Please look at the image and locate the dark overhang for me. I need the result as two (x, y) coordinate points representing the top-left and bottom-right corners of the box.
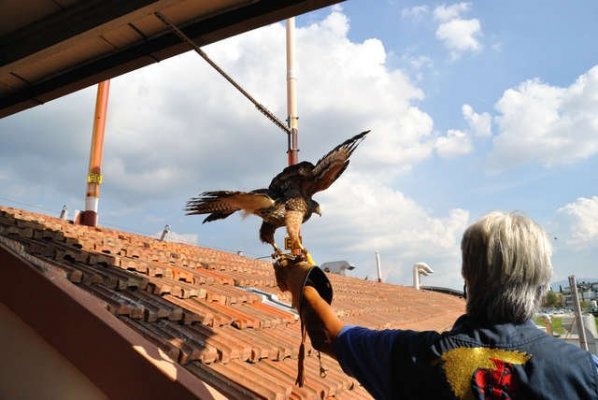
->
(0, 0), (342, 119)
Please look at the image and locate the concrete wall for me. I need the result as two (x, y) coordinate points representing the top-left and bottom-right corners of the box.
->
(0, 303), (108, 400)
(560, 313), (598, 355)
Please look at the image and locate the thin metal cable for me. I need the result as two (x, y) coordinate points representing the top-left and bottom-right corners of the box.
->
(154, 12), (291, 135)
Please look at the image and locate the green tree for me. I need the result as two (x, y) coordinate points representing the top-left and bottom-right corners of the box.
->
(543, 290), (564, 308)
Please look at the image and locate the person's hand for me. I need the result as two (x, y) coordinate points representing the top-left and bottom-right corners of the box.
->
(273, 255), (333, 310)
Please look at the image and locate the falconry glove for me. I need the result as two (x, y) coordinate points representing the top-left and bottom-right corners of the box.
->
(273, 255), (333, 387)
(273, 255), (333, 310)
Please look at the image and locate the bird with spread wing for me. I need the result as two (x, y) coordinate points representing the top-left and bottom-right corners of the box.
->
(185, 130), (370, 256)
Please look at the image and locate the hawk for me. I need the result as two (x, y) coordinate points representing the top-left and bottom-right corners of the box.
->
(185, 130), (370, 255)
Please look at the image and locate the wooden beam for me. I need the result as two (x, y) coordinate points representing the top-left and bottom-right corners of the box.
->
(0, 0), (160, 67)
(0, 0), (343, 118)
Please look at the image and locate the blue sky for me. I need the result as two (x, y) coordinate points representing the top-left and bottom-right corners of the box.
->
(1, 1), (597, 289)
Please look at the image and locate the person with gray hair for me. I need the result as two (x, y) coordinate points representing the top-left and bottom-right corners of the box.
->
(461, 211), (553, 324)
(274, 211), (598, 399)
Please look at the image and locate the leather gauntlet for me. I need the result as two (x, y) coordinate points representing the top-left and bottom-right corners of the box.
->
(273, 256), (333, 310)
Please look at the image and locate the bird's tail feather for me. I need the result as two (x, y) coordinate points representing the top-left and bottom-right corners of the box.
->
(185, 191), (240, 223)
(201, 211), (235, 223)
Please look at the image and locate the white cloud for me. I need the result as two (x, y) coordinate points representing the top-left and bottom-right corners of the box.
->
(433, 2), (471, 22)
(462, 104), (492, 137)
(432, 3), (482, 59)
(406, 55), (433, 71)
(401, 5), (429, 20)
(490, 65), (598, 169)
(435, 129), (473, 158)
(436, 18), (482, 58)
(296, 13), (434, 173)
(400, 54), (434, 82)
(307, 173), (470, 287)
(556, 197), (598, 249)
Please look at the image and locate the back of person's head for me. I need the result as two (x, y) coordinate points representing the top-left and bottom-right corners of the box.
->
(461, 211), (553, 324)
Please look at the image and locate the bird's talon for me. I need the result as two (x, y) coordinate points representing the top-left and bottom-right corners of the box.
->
(290, 249), (308, 262)
(271, 248), (283, 259)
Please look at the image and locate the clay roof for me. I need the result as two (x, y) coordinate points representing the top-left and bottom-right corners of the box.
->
(0, 205), (465, 399)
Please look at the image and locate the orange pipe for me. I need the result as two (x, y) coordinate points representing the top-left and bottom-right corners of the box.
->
(81, 80), (110, 226)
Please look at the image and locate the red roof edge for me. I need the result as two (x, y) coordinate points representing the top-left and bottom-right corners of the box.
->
(0, 238), (226, 400)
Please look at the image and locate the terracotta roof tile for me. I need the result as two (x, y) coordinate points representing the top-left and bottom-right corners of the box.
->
(187, 362), (264, 400)
(209, 360), (291, 400)
(0, 205), (466, 399)
(162, 295), (216, 325)
(124, 288), (183, 322)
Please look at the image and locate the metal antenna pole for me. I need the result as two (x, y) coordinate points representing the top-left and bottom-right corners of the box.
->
(569, 275), (589, 351)
(286, 17), (299, 166)
(155, 12), (290, 136)
(159, 224), (171, 241)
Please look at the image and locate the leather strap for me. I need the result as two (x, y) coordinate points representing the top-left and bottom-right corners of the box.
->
(296, 316), (307, 386)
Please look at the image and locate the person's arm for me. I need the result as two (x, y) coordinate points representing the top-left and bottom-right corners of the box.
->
(272, 257), (343, 355)
(273, 258), (439, 399)
(301, 285), (398, 399)
(301, 285), (344, 356)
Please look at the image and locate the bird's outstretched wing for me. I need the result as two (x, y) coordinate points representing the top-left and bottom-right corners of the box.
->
(307, 130), (370, 195)
(185, 190), (274, 223)
(268, 131), (370, 198)
(267, 161), (315, 198)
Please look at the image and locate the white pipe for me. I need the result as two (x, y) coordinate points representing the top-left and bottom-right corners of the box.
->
(85, 197), (99, 213)
(413, 262), (433, 290)
(375, 251), (382, 282)
(286, 17), (299, 165)
(159, 224), (170, 241)
(286, 17), (298, 132)
(59, 205), (68, 220)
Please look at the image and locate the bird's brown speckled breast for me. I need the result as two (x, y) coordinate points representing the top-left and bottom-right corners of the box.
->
(285, 197), (308, 213)
(257, 202), (286, 225)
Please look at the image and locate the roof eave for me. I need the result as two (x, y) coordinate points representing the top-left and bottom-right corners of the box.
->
(0, 238), (226, 400)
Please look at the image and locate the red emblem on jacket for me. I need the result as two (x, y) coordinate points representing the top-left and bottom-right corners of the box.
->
(471, 358), (521, 399)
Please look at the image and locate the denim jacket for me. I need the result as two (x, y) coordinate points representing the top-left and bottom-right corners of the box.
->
(334, 315), (598, 399)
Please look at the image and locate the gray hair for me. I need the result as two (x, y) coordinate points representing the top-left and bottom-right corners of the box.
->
(461, 211), (553, 324)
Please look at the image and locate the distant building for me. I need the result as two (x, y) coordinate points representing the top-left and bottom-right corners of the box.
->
(320, 260), (356, 276)
(561, 281), (598, 307)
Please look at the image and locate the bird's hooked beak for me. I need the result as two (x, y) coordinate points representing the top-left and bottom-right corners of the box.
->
(314, 205), (322, 216)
